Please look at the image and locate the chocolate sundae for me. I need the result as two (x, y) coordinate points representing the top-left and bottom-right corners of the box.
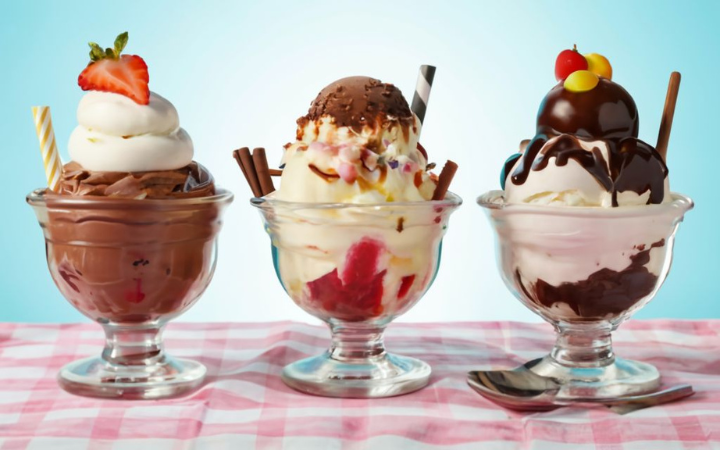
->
(30, 32), (228, 325)
(500, 47), (674, 321)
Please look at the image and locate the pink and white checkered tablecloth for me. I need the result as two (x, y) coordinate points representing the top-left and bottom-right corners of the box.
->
(0, 320), (719, 449)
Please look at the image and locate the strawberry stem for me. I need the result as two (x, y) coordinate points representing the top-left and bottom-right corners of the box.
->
(86, 32), (129, 62)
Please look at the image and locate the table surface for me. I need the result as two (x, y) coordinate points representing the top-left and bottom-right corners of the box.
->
(0, 320), (718, 449)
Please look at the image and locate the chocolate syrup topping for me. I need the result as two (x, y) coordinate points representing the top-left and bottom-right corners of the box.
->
(613, 139), (668, 205)
(297, 76), (413, 133)
(517, 239), (665, 320)
(510, 78), (668, 206)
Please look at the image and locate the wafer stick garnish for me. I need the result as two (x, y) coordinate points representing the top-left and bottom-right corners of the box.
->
(269, 169), (283, 177)
(656, 72), (681, 162)
(233, 147), (262, 197)
(432, 160), (458, 200)
(31, 106), (64, 192)
(252, 147), (275, 195)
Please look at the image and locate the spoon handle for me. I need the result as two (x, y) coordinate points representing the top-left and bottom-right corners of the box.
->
(561, 385), (695, 407)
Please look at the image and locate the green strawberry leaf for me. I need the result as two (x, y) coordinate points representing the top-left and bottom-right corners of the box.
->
(88, 42), (105, 61)
(114, 32), (128, 57)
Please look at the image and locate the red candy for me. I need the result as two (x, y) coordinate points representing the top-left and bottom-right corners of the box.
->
(554, 45), (588, 82)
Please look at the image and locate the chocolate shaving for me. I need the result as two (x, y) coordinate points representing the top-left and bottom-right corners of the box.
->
(104, 176), (144, 197)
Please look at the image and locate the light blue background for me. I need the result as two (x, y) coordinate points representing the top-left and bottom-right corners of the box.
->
(1, 1), (717, 323)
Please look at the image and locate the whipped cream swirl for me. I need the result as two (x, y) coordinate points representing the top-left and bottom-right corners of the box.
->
(68, 91), (193, 172)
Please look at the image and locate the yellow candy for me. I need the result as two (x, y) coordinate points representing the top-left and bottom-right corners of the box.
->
(585, 53), (613, 79)
(564, 70), (599, 93)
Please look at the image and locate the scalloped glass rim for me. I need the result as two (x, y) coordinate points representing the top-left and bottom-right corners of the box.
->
(26, 188), (234, 210)
(477, 190), (693, 219)
(250, 191), (463, 211)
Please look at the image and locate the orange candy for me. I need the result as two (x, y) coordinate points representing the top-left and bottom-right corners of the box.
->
(585, 53), (613, 79)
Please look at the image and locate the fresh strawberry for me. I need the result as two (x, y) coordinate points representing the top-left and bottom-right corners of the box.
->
(125, 278), (146, 304)
(306, 238), (388, 321)
(77, 32), (150, 105)
(397, 275), (415, 300)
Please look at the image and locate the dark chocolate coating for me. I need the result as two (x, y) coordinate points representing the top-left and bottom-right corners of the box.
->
(537, 78), (639, 140)
(509, 78), (668, 206)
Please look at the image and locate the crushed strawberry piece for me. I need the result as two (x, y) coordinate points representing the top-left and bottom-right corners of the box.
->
(306, 238), (387, 321)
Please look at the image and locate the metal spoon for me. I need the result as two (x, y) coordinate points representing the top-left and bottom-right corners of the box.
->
(468, 361), (694, 414)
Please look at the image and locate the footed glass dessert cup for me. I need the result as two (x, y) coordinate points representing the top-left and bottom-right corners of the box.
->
(478, 190), (693, 400)
(27, 188), (233, 399)
(253, 193), (461, 398)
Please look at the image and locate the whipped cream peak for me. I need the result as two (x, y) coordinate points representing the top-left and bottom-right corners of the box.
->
(69, 91), (193, 172)
(77, 91), (179, 136)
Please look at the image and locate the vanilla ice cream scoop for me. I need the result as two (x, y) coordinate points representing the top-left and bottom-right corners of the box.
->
(275, 76), (436, 203)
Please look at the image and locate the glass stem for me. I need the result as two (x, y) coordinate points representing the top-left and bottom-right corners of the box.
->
(551, 324), (615, 368)
(101, 323), (167, 367)
(328, 323), (387, 362)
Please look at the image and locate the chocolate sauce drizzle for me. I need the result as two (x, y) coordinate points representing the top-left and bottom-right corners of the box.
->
(510, 79), (668, 206)
(516, 239), (666, 319)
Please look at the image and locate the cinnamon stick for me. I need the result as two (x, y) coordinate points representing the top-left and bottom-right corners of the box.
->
(233, 148), (250, 185)
(236, 147), (262, 197)
(432, 160), (458, 201)
(252, 147), (275, 196)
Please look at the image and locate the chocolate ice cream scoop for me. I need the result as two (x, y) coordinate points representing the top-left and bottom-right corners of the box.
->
(537, 78), (639, 141)
(298, 76), (414, 133)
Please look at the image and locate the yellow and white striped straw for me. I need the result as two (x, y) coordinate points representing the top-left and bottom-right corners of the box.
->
(31, 106), (64, 191)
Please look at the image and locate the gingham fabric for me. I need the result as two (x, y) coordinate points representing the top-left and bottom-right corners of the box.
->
(0, 320), (719, 449)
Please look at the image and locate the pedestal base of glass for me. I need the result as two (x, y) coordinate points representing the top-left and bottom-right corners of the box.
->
(282, 352), (431, 398)
(527, 355), (660, 400)
(58, 356), (206, 400)
(57, 324), (206, 400)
